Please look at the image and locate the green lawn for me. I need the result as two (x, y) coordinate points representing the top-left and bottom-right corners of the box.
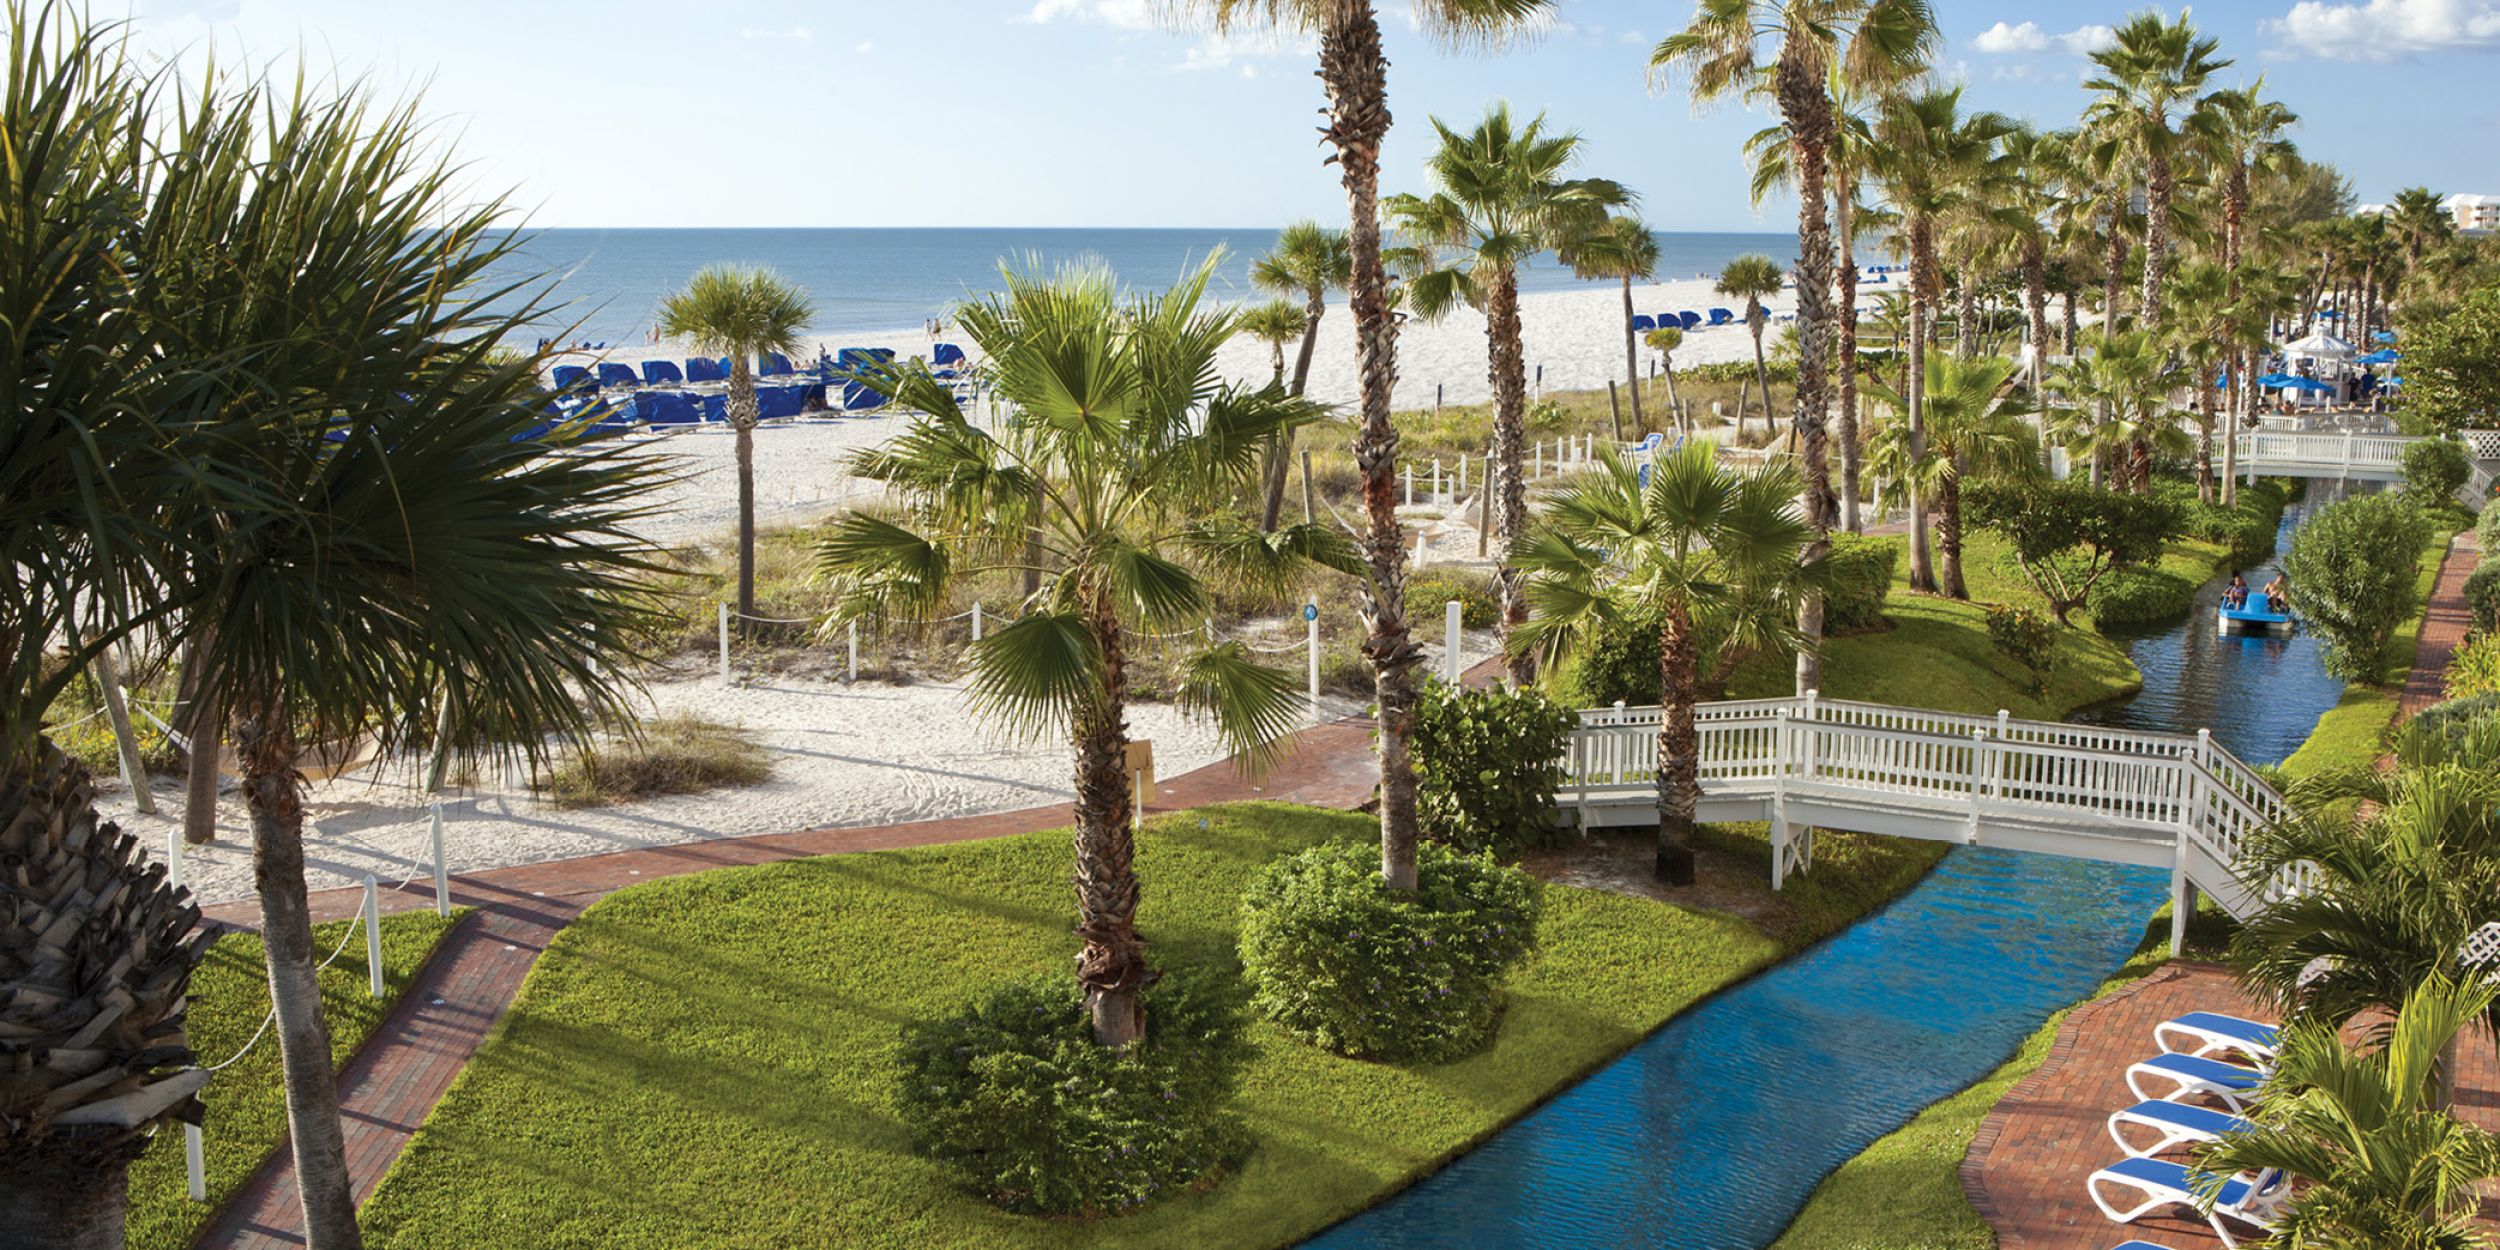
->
(356, 804), (1937, 1250)
(127, 909), (465, 1250)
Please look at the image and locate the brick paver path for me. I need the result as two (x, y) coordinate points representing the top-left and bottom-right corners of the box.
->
(2403, 532), (2483, 719)
(1965, 962), (2500, 1249)
(192, 712), (1388, 1248)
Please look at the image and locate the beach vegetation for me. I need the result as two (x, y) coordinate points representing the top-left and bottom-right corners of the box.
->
(1864, 351), (2044, 600)
(2400, 434), (2472, 503)
(541, 715), (771, 808)
(2283, 492), (2437, 682)
(1711, 253), (1786, 437)
(1248, 221), (1349, 527)
(1983, 604), (2057, 696)
(1410, 681), (1576, 857)
(2395, 287), (2500, 434)
(1964, 479), (2179, 625)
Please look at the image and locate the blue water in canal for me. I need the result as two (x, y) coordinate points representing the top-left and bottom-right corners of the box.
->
(1306, 492), (2347, 1250)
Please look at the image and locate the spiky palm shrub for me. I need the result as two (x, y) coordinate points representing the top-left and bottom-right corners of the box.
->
(658, 266), (815, 632)
(1559, 213), (1660, 433)
(819, 258), (1356, 1046)
(134, 66), (670, 1250)
(0, 10), (215, 1247)
(1713, 254), (1787, 437)
(1511, 443), (1812, 885)
(1865, 352), (2044, 600)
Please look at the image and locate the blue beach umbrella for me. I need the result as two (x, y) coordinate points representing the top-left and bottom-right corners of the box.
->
(2355, 348), (2398, 365)
(2373, 331), (2396, 344)
(2281, 377), (2332, 394)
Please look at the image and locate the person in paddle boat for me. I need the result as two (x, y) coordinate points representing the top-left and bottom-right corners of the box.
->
(2262, 574), (2288, 611)
(2223, 572), (2248, 611)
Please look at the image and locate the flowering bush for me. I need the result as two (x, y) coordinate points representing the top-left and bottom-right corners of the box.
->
(893, 975), (1250, 1215)
(1237, 840), (1539, 1063)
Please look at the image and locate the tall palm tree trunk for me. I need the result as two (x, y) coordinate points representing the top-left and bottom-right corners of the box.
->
(1263, 291), (1330, 529)
(1956, 279), (1979, 359)
(1288, 290), (1325, 398)
(2222, 344), (2243, 505)
(236, 708), (364, 1250)
(1906, 218), (1937, 592)
(1653, 603), (1700, 886)
(2062, 291), (2079, 356)
(2196, 379), (2217, 503)
(2222, 174), (2246, 507)
(1662, 353), (1684, 436)
(0, 1145), (137, 1250)
(1779, 53), (1836, 696)
(2023, 237), (2050, 394)
(2140, 146), (2172, 326)
(1486, 270), (1533, 685)
(1319, 4), (1422, 892)
(2103, 193), (2137, 490)
(1619, 275), (1645, 431)
(1072, 590), (1145, 1046)
(1937, 468), (1967, 599)
(729, 357), (759, 634)
(1747, 311), (1773, 436)
(1837, 190), (1864, 533)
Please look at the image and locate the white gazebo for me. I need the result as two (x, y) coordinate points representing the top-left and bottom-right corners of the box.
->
(2282, 330), (2355, 363)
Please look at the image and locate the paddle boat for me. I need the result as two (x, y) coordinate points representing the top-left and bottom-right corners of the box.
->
(2218, 590), (2294, 638)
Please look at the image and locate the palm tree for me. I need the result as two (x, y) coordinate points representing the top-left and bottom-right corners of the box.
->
(1388, 103), (1629, 683)
(136, 66), (674, 1250)
(1650, 0), (1937, 698)
(1869, 85), (2010, 591)
(1512, 444), (1810, 884)
(1166, 0), (1557, 893)
(1645, 324), (1688, 434)
(0, 12), (213, 1244)
(820, 260), (1351, 1045)
(1560, 213), (1661, 433)
(1865, 352), (2042, 600)
(1249, 221), (1352, 529)
(1997, 124), (2075, 395)
(2197, 974), (2500, 1245)
(1715, 253), (1786, 437)
(2205, 84), (2298, 504)
(2386, 185), (2454, 287)
(1240, 298), (1309, 386)
(2164, 261), (2234, 502)
(2085, 9), (2228, 330)
(658, 265), (814, 635)
(2045, 327), (2185, 493)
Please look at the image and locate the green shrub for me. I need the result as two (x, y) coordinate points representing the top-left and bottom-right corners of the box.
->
(1966, 479), (2181, 624)
(2153, 477), (2288, 567)
(2402, 437), (2473, 502)
(1407, 570), (1499, 631)
(2464, 564), (2500, 636)
(2447, 632), (2500, 700)
(2086, 565), (2199, 629)
(2397, 692), (2500, 768)
(1822, 533), (1899, 633)
(893, 975), (1251, 1215)
(1412, 682), (1575, 857)
(543, 714), (771, 807)
(1237, 840), (1540, 1063)
(1985, 603), (2058, 694)
(2476, 503), (2500, 554)
(1548, 611), (1660, 710)
(2283, 492), (2436, 682)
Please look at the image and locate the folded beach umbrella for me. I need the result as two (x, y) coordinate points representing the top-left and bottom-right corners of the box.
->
(1676, 311), (1702, 331)
(1630, 314), (1655, 333)
(597, 362), (639, 389)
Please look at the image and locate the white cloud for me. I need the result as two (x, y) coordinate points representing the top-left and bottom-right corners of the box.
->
(1174, 27), (1314, 72)
(854, 41), (874, 55)
(2266, 0), (2500, 60)
(1027, 0), (1155, 28)
(737, 25), (814, 42)
(2058, 23), (2118, 54)
(1973, 20), (2051, 53)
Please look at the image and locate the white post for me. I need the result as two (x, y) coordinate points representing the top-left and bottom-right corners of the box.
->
(1458, 455), (1468, 494)
(1996, 709), (2011, 739)
(362, 874), (384, 999)
(1968, 729), (1989, 841)
(717, 602), (731, 687)
(165, 829), (183, 893)
(971, 601), (984, 643)
(1433, 458), (1444, 502)
(1414, 528), (1428, 567)
(1535, 441), (1543, 479)
(847, 621), (859, 681)
(1305, 601), (1320, 725)
(184, 1123), (206, 1201)
(429, 802), (450, 917)
(2196, 727), (2214, 773)
(1444, 600), (1462, 685)
(1404, 464), (1413, 506)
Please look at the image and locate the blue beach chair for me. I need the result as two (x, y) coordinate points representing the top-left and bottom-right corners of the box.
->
(643, 391), (701, 427)
(2155, 1012), (2278, 1063)
(597, 363), (639, 390)
(932, 342), (967, 367)
(1707, 307), (1736, 327)
(551, 364), (595, 394)
(684, 357), (723, 384)
(1629, 314), (1656, 333)
(2106, 1099), (2252, 1158)
(2125, 1052), (2266, 1112)
(642, 360), (685, 386)
(2089, 1159), (2287, 1248)
(700, 393), (728, 424)
(759, 352), (796, 378)
(1676, 310), (1702, 331)
(840, 380), (889, 415)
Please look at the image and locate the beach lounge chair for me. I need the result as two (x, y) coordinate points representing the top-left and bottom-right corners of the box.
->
(840, 380), (889, 415)
(2107, 1099), (2253, 1158)
(932, 342), (967, 367)
(639, 391), (701, 428)
(759, 351), (796, 378)
(1630, 314), (1656, 333)
(2108, 1243), (2180, 1250)
(683, 356), (723, 384)
(755, 384), (806, 420)
(1676, 311), (1702, 331)
(2126, 1052), (2267, 1111)
(2156, 1012), (2279, 1063)
(551, 364), (595, 393)
(700, 393), (728, 423)
(642, 360), (685, 386)
(2087, 1158), (2288, 1248)
(1706, 308), (1736, 326)
(597, 363), (639, 390)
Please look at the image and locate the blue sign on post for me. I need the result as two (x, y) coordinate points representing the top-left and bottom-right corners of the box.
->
(1303, 603), (1319, 622)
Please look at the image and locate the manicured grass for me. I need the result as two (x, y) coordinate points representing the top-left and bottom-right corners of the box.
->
(126, 909), (466, 1250)
(1732, 591), (2141, 721)
(356, 803), (1934, 1250)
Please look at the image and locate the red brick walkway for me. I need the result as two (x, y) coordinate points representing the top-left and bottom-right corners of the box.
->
(2403, 533), (2483, 719)
(191, 714), (1387, 1248)
(1966, 966), (2500, 1250)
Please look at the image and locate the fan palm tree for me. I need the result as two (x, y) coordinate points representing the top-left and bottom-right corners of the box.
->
(1651, 0), (1936, 697)
(2164, 261), (2269, 504)
(1164, 0), (1557, 894)
(0, 12), (215, 1245)
(1240, 298), (1309, 387)
(1997, 124), (2075, 395)
(2196, 974), (2500, 1246)
(2205, 84), (2299, 503)
(1645, 324), (1688, 434)
(658, 265), (814, 635)
(1388, 103), (1630, 683)
(2045, 326), (2185, 493)
(1249, 221), (1352, 528)
(1865, 352), (2042, 600)
(1869, 85), (2011, 591)
(1560, 213), (1660, 433)
(2386, 185), (2453, 290)
(1511, 444), (1810, 885)
(818, 259), (1354, 1045)
(1715, 253), (1786, 437)
(2085, 9), (2228, 330)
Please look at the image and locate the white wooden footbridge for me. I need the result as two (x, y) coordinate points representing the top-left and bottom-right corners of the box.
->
(1557, 695), (2312, 954)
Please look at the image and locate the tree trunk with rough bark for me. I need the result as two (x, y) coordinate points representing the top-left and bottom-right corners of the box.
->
(2222, 168), (2246, 508)
(1486, 270), (1534, 685)
(183, 686), (221, 845)
(1653, 602), (1700, 886)
(1620, 276), (1645, 431)
(2062, 291), (2078, 356)
(2024, 237), (2050, 394)
(1264, 289), (1330, 529)
(730, 357), (759, 634)
(2140, 142), (2172, 328)
(1836, 188), (1863, 533)
(1071, 588), (1146, 1046)
(238, 705), (365, 1250)
(1777, 49), (1835, 696)
(0, 1148), (140, 1250)
(2196, 381), (2216, 503)
(1937, 466), (1968, 600)
(1319, 7), (1422, 892)
(1907, 216), (1937, 592)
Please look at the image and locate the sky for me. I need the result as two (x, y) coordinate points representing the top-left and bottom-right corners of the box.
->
(111, 0), (2500, 232)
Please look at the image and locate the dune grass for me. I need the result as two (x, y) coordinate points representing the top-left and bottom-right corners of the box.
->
(125, 909), (465, 1250)
(354, 803), (1932, 1250)
(542, 714), (771, 808)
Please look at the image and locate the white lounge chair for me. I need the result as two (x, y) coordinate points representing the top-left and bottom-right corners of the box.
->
(2126, 1052), (2267, 1112)
(2088, 1157), (2289, 1248)
(2107, 1098), (2253, 1157)
(2155, 1011), (2279, 1063)
(2109, 1242), (2180, 1250)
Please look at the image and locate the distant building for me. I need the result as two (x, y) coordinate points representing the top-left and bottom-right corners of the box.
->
(2441, 193), (2500, 234)
(2357, 203), (2392, 218)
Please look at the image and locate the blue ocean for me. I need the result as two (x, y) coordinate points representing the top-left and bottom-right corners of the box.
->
(479, 227), (1806, 345)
